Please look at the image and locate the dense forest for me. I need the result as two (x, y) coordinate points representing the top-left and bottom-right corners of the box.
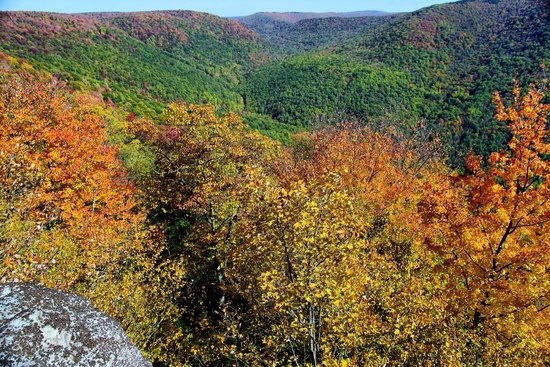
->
(240, 0), (550, 161)
(1, 0), (550, 366)
(0, 10), (279, 116)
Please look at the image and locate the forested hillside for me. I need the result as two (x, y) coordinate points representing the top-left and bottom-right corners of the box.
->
(242, 0), (550, 161)
(0, 10), (280, 116)
(2, 1), (550, 366)
(234, 12), (395, 51)
(2, 0), (548, 160)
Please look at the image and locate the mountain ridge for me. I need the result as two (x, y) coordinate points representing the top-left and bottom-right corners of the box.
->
(1, 0), (548, 161)
(231, 10), (394, 23)
(0, 9), (281, 116)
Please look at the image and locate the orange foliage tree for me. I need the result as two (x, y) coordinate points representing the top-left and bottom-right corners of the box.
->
(0, 68), (136, 288)
(420, 83), (550, 364)
(0, 64), (186, 364)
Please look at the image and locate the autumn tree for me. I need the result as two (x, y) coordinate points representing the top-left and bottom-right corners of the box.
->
(218, 124), (456, 366)
(0, 62), (185, 365)
(135, 102), (281, 365)
(0, 68), (136, 288)
(420, 83), (550, 364)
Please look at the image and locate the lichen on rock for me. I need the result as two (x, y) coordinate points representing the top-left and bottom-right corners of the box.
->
(0, 283), (152, 367)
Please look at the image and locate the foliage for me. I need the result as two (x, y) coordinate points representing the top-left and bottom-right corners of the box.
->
(420, 82), (550, 364)
(221, 124), (453, 366)
(0, 62), (185, 364)
(0, 10), (280, 117)
(0, 67), (134, 288)
(132, 102), (282, 365)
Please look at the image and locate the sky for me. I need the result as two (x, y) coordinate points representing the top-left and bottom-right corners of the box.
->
(0, 0), (459, 17)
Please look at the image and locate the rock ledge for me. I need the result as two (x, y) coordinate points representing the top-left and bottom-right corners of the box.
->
(0, 282), (152, 367)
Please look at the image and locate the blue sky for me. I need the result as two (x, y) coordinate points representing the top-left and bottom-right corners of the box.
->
(0, 0), (458, 17)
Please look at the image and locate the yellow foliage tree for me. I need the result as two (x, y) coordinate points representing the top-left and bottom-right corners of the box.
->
(222, 125), (454, 366)
(137, 102), (282, 365)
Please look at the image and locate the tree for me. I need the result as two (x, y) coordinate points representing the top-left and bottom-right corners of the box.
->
(136, 102), (281, 365)
(0, 63), (185, 365)
(0, 68), (136, 289)
(420, 83), (550, 364)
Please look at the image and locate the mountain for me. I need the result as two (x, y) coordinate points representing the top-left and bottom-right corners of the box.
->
(234, 11), (396, 52)
(241, 0), (550, 160)
(0, 10), (281, 117)
(233, 10), (393, 23)
(1, 0), (548, 161)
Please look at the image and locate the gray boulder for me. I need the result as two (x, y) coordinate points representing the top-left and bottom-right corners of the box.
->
(0, 282), (152, 367)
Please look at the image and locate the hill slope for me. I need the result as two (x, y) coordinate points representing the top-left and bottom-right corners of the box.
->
(235, 11), (396, 51)
(241, 0), (550, 160)
(0, 10), (280, 116)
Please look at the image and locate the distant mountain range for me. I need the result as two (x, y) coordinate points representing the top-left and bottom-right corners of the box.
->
(233, 11), (397, 51)
(231, 10), (394, 23)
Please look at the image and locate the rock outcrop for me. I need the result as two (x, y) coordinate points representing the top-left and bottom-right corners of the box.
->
(0, 282), (152, 367)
